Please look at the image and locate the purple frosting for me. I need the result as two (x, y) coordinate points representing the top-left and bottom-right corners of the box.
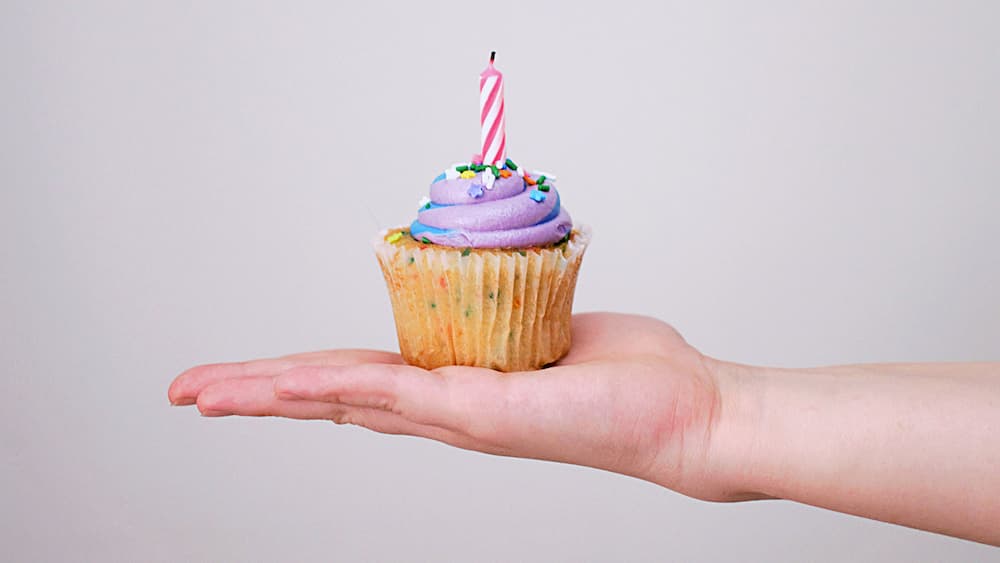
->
(410, 164), (573, 248)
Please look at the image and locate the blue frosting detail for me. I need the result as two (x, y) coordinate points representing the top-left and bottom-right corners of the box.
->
(538, 193), (561, 223)
(410, 220), (453, 237)
(432, 172), (446, 183)
(417, 201), (455, 212)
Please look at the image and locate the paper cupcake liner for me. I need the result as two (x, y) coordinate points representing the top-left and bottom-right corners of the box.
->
(373, 226), (591, 372)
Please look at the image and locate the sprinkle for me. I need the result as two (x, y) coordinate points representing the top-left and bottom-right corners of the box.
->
(460, 170), (476, 179)
(422, 236), (431, 244)
(505, 158), (518, 170)
(461, 247), (471, 256)
(467, 183), (484, 198)
(490, 165), (499, 177)
(481, 167), (496, 190)
(536, 175), (546, 185)
(385, 231), (403, 243)
(529, 189), (546, 203)
(555, 233), (570, 245)
(517, 250), (527, 257)
(430, 302), (436, 309)
(417, 196), (431, 209)
(538, 184), (550, 192)
(464, 307), (472, 318)
(525, 176), (537, 186)
(472, 164), (486, 172)
(408, 256), (415, 264)
(488, 291), (494, 300)
(456, 165), (469, 172)
(499, 169), (512, 178)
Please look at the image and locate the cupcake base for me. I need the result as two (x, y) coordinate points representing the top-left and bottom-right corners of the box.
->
(373, 226), (591, 372)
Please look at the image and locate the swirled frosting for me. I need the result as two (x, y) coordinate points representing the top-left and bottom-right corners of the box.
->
(409, 161), (572, 248)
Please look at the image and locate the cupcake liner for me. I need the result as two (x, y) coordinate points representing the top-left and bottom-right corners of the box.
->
(373, 226), (591, 372)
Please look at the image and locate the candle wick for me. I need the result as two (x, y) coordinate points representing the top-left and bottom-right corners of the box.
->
(490, 51), (496, 63)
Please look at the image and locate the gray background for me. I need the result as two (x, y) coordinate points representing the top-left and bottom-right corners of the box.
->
(2, 0), (999, 561)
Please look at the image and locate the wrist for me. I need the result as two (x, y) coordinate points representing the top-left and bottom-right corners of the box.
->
(699, 357), (774, 501)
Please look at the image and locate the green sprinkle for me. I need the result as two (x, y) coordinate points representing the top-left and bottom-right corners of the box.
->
(430, 302), (436, 309)
(423, 203), (431, 209)
(421, 237), (431, 244)
(464, 307), (472, 318)
(518, 250), (527, 257)
(537, 175), (546, 184)
(472, 164), (486, 172)
(408, 256), (415, 264)
(490, 165), (498, 177)
(538, 184), (550, 192)
(456, 165), (469, 172)
(556, 233), (570, 245)
(461, 247), (471, 257)
(488, 291), (494, 300)
(505, 158), (517, 170)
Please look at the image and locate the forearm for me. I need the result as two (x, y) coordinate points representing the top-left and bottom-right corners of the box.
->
(711, 360), (1000, 545)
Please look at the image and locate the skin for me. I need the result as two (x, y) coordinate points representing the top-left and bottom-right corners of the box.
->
(168, 312), (1000, 545)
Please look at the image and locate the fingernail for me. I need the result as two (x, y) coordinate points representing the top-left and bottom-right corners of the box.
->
(200, 409), (231, 417)
(171, 398), (195, 406)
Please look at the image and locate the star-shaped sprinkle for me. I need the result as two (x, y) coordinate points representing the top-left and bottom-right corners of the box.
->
(468, 184), (485, 198)
(529, 189), (546, 203)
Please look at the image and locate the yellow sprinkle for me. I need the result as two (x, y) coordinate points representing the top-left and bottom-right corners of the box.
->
(460, 170), (476, 179)
(385, 231), (403, 244)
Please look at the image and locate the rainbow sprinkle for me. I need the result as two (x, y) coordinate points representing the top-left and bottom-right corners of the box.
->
(385, 231), (403, 244)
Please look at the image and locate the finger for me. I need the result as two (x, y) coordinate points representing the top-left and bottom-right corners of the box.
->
(168, 349), (403, 406)
(333, 406), (462, 442)
(273, 363), (509, 434)
(196, 376), (344, 419)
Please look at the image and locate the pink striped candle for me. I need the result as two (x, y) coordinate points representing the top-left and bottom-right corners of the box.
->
(479, 51), (506, 167)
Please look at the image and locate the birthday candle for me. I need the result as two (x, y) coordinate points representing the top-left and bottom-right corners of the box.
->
(479, 51), (506, 168)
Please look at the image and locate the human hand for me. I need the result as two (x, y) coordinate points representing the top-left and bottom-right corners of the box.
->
(168, 312), (751, 501)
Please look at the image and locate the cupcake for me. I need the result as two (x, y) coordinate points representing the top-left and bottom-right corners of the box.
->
(372, 54), (590, 372)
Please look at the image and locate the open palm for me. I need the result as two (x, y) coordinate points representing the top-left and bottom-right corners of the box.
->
(168, 313), (735, 500)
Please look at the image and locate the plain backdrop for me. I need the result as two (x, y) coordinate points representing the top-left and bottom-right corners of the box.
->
(2, 1), (999, 561)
